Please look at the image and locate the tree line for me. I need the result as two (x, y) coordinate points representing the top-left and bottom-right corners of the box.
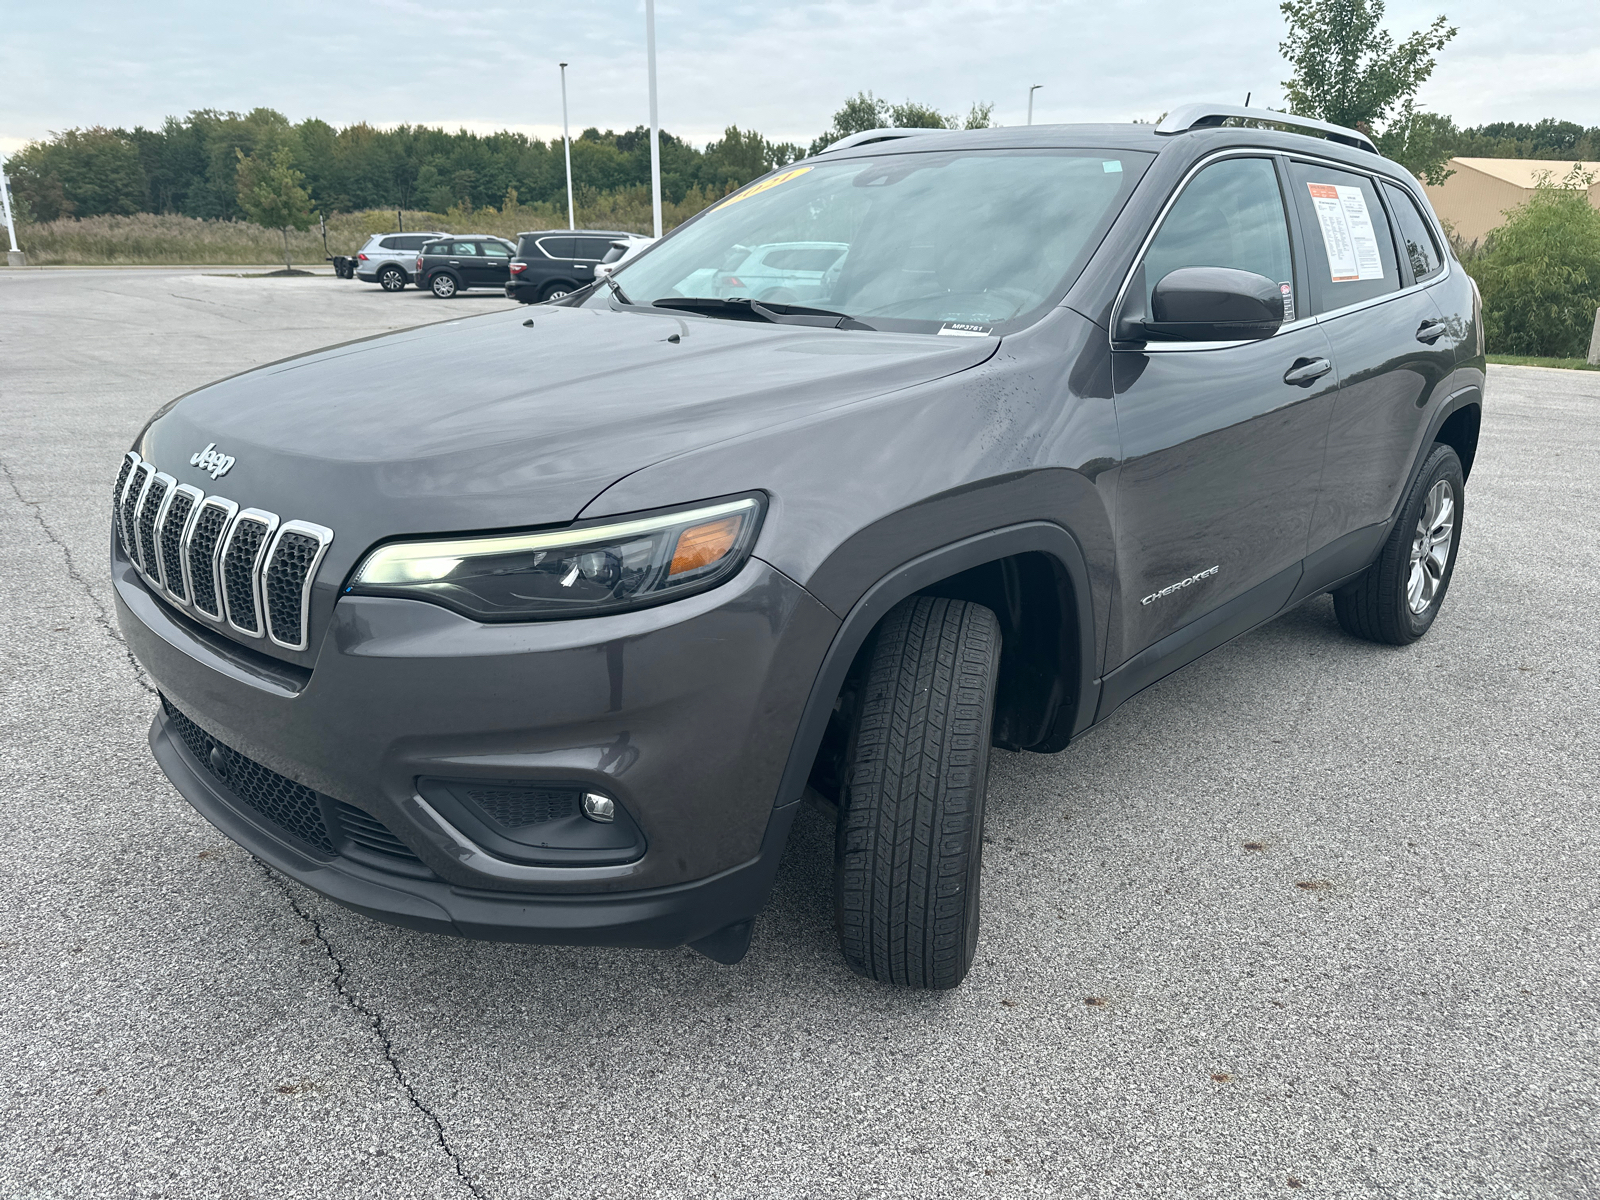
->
(4, 93), (996, 226)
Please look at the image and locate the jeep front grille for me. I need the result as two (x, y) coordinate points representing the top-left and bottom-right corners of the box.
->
(114, 453), (333, 651)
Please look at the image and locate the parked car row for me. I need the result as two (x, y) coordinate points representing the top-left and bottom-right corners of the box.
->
(350, 229), (658, 302)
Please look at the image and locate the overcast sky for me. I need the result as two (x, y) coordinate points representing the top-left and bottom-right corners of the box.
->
(5, 0), (1598, 156)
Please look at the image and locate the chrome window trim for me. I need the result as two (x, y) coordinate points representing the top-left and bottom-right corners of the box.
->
(262, 520), (335, 652)
(134, 470), (174, 584)
(220, 508), (280, 639)
(115, 451), (144, 558)
(1108, 145), (1453, 355)
(184, 496), (238, 622)
(158, 483), (205, 607)
(123, 461), (156, 566)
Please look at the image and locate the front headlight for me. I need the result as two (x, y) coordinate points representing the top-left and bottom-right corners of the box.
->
(347, 495), (764, 621)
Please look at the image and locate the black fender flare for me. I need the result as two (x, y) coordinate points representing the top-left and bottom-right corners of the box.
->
(1394, 382), (1482, 522)
(771, 521), (1099, 808)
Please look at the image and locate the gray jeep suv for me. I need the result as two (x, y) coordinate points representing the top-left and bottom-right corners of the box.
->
(112, 105), (1483, 989)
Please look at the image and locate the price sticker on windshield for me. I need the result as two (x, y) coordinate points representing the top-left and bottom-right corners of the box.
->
(1307, 182), (1384, 282)
(715, 167), (813, 210)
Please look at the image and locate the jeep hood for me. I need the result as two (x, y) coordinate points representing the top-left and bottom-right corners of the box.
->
(138, 303), (996, 574)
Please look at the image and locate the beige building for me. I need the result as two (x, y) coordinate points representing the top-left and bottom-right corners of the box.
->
(1424, 157), (1600, 246)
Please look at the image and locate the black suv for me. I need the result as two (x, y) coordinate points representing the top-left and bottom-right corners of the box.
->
(506, 229), (639, 302)
(112, 105), (1483, 989)
(414, 236), (518, 298)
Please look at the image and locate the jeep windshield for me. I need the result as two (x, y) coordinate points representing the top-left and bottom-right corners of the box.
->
(597, 148), (1152, 335)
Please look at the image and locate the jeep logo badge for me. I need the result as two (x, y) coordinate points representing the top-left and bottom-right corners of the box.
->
(190, 442), (236, 480)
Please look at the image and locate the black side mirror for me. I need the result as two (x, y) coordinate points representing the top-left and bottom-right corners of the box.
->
(1129, 267), (1286, 343)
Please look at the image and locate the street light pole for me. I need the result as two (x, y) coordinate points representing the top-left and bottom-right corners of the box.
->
(0, 153), (23, 266)
(645, 0), (662, 239)
(559, 62), (576, 231)
(1027, 85), (1042, 126)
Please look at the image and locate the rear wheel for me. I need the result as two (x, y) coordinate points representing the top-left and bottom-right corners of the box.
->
(430, 273), (458, 299)
(1333, 442), (1464, 644)
(540, 282), (572, 302)
(834, 596), (1001, 990)
(378, 265), (407, 292)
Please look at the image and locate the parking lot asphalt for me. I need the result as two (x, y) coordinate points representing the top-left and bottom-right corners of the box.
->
(1, 268), (1596, 1199)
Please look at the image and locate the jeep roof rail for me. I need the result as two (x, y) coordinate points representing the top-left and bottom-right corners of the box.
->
(817, 128), (938, 155)
(1155, 103), (1378, 155)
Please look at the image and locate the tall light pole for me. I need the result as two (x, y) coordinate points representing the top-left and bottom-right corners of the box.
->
(1027, 85), (1043, 126)
(559, 62), (575, 231)
(644, 0), (663, 239)
(0, 153), (22, 266)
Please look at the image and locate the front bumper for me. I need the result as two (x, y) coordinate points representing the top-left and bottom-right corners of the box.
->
(115, 547), (838, 944)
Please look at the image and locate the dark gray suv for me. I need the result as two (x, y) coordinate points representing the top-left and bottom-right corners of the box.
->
(112, 105), (1483, 989)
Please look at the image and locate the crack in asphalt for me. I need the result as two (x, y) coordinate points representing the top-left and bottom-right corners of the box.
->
(253, 860), (488, 1199)
(0, 455), (157, 696)
(2, 451), (484, 1195)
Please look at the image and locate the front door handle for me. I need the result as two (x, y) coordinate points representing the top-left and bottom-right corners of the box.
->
(1416, 319), (1447, 343)
(1283, 357), (1332, 386)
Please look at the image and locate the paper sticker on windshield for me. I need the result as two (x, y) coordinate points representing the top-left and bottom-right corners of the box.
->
(938, 322), (993, 337)
(714, 167), (812, 210)
(1307, 182), (1384, 282)
(1280, 281), (1294, 321)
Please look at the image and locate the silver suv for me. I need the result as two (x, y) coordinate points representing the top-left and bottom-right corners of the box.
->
(355, 232), (448, 291)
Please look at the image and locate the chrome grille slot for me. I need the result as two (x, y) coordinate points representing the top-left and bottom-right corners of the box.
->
(135, 472), (173, 582)
(122, 461), (154, 567)
(157, 485), (202, 603)
(263, 522), (334, 651)
(185, 497), (236, 619)
(220, 509), (278, 637)
(112, 456), (332, 651)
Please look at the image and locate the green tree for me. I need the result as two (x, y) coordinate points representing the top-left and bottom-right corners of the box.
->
(1279, 0), (1457, 180)
(234, 147), (313, 270)
(1465, 167), (1600, 357)
(10, 127), (146, 220)
(807, 92), (994, 155)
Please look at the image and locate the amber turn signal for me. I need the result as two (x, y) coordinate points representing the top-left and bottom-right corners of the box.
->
(669, 515), (743, 577)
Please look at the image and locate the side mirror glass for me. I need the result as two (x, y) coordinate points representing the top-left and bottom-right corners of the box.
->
(1126, 266), (1286, 343)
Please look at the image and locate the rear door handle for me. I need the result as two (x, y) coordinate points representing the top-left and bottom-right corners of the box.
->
(1283, 357), (1332, 386)
(1416, 319), (1447, 343)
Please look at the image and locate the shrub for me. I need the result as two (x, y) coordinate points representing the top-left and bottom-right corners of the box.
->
(1466, 167), (1600, 357)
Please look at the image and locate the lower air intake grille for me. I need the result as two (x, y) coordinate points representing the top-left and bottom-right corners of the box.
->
(466, 786), (581, 829)
(162, 696), (335, 853)
(336, 802), (424, 863)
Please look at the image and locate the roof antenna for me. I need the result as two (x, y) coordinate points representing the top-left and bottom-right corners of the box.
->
(1244, 92), (1252, 108)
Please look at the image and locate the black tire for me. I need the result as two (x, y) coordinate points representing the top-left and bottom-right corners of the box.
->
(378, 265), (407, 292)
(1333, 442), (1465, 645)
(834, 596), (1002, 990)
(539, 282), (572, 302)
(430, 272), (459, 299)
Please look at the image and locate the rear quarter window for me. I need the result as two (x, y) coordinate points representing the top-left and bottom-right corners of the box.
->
(1382, 181), (1445, 282)
(538, 237), (577, 260)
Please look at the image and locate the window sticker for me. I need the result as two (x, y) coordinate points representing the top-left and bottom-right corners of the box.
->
(714, 167), (813, 210)
(1279, 281), (1294, 321)
(938, 321), (993, 337)
(1306, 182), (1384, 282)
(1102, 160), (1123, 173)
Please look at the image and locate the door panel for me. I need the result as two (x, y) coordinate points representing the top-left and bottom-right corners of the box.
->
(1111, 328), (1336, 663)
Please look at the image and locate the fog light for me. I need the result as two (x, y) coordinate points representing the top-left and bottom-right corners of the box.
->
(581, 793), (616, 823)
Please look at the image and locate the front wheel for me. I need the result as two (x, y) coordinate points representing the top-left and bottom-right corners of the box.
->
(539, 282), (571, 302)
(378, 266), (407, 292)
(430, 273), (458, 299)
(1334, 442), (1465, 644)
(834, 596), (1002, 989)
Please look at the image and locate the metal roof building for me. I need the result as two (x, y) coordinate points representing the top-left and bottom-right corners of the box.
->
(1425, 156), (1600, 246)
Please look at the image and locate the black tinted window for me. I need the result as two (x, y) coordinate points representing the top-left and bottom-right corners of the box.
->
(575, 237), (615, 259)
(1139, 157), (1293, 320)
(1382, 182), (1444, 282)
(538, 237), (577, 259)
(1287, 162), (1401, 313)
(379, 236), (403, 250)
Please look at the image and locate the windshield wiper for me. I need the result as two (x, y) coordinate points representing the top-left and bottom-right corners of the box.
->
(601, 273), (634, 306)
(650, 296), (875, 330)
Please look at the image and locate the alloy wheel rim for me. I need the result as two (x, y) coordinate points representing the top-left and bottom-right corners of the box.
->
(1407, 479), (1455, 614)
(382, 270), (402, 290)
(436, 277), (454, 296)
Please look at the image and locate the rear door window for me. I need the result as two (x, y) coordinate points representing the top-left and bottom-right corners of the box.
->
(1287, 162), (1400, 313)
(1135, 156), (1294, 324)
(1382, 182), (1444, 283)
(448, 241), (479, 256)
(479, 241), (511, 257)
(538, 237), (577, 260)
